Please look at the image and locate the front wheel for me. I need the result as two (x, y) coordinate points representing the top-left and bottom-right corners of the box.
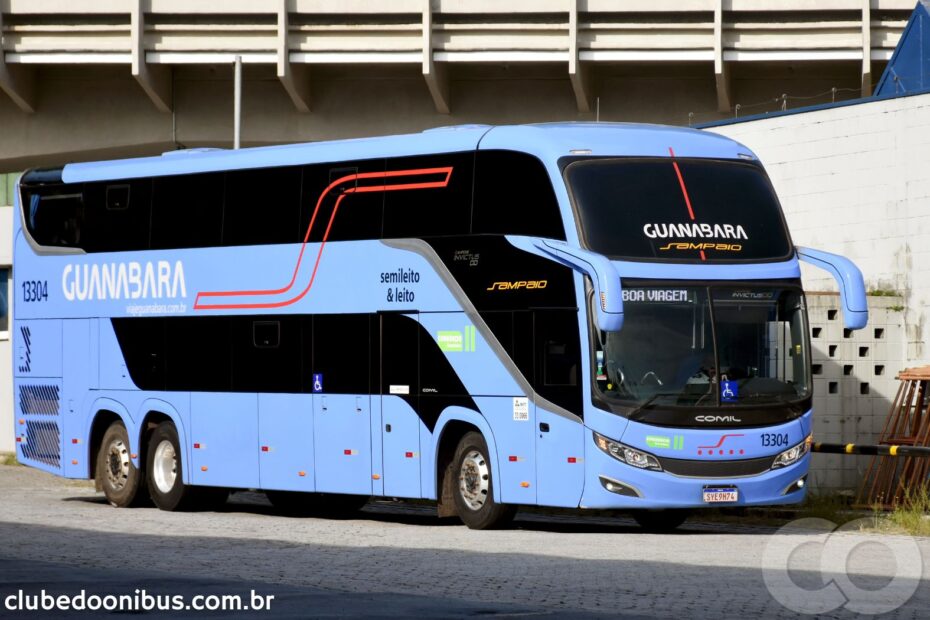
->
(97, 421), (146, 507)
(146, 421), (227, 511)
(452, 432), (515, 530)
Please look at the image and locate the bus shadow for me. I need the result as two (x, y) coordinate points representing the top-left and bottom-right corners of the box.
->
(61, 490), (779, 534)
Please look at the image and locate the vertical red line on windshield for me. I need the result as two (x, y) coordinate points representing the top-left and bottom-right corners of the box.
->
(668, 147), (705, 261)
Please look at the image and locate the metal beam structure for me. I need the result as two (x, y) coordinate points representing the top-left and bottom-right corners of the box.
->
(422, 0), (450, 114)
(131, 1), (171, 113)
(0, 1), (913, 115)
(0, 9), (34, 113)
(277, 0), (311, 113)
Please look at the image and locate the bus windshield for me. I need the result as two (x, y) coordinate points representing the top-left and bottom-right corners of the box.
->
(566, 158), (792, 262)
(593, 286), (810, 410)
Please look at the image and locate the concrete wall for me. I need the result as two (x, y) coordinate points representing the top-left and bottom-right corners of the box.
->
(708, 92), (930, 490)
(0, 1), (915, 169)
(0, 206), (11, 453)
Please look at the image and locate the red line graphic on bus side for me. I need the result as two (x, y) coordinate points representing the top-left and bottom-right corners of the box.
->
(668, 147), (705, 261)
(193, 167), (453, 310)
(697, 434), (745, 450)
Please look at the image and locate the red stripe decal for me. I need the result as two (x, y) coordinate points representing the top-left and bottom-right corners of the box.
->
(194, 167), (453, 310)
(668, 147), (705, 261)
(697, 434), (744, 450)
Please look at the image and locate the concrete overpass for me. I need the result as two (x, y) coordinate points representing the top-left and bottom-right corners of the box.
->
(0, 0), (914, 170)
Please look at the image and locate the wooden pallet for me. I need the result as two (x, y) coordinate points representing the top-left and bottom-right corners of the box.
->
(855, 366), (930, 509)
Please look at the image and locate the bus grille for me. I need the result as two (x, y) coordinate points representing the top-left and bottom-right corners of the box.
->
(21, 420), (61, 468)
(19, 384), (61, 416)
(659, 455), (773, 478)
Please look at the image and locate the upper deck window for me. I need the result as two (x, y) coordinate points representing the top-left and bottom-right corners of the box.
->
(566, 158), (792, 262)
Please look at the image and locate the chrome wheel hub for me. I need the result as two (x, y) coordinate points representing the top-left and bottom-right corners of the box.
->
(152, 439), (178, 494)
(105, 438), (130, 492)
(458, 449), (490, 511)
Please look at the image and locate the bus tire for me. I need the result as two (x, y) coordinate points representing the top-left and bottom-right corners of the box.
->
(631, 509), (690, 532)
(452, 432), (515, 530)
(146, 421), (228, 511)
(97, 420), (146, 508)
(266, 491), (368, 518)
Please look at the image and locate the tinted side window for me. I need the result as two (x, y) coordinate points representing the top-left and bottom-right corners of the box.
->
(382, 153), (473, 239)
(165, 317), (231, 391)
(534, 310), (581, 414)
(224, 167), (302, 246)
(83, 180), (152, 252)
(111, 318), (166, 390)
(232, 316), (302, 392)
(301, 160), (385, 243)
(381, 313), (419, 396)
(473, 150), (565, 239)
(25, 189), (85, 248)
(312, 314), (370, 393)
(151, 173), (225, 249)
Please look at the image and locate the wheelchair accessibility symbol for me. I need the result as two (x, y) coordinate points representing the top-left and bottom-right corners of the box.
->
(721, 377), (738, 403)
(312, 373), (323, 393)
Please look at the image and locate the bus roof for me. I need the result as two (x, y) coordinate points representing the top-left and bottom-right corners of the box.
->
(54, 122), (756, 184)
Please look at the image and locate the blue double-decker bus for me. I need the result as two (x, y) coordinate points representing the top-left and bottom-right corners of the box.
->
(11, 123), (867, 530)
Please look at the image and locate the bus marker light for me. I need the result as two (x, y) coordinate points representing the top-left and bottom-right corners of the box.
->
(131, 454), (138, 459)
(200, 466), (208, 472)
(567, 457), (580, 463)
(16, 437), (22, 443)
(71, 460), (78, 465)
(193, 443), (203, 449)
(405, 452), (416, 458)
(71, 438), (79, 444)
(298, 471), (307, 477)
(344, 449), (357, 456)
(508, 456), (517, 462)
(520, 482), (530, 488)
(372, 474), (380, 480)
(261, 446), (270, 452)
(18, 419), (24, 425)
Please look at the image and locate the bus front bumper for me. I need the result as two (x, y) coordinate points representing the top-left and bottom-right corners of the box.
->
(579, 443), (810, 509)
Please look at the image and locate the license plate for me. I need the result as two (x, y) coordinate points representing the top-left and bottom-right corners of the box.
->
(703, 487), (739, 503)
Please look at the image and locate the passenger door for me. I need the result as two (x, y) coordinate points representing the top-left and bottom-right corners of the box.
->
(379, 312), (422, 498)
(534, 310), (586, 507)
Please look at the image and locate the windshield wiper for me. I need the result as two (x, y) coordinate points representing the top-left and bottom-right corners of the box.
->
(627, 393), (682, 421)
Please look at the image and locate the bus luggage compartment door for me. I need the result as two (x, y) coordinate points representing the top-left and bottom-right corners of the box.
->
(258, 393), (315, 492)
(313, 394), (372, 495)
(190, 393), (260, 489)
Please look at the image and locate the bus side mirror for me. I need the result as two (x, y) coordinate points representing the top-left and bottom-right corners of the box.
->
(524, 238), (624, 332)
(797, 247), (868, 330)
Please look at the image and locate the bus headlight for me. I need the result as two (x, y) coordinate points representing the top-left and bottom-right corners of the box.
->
(772, 434), (812, 469)
(593, 432), (662, 472)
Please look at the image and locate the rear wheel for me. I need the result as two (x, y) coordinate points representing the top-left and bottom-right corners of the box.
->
(631, 509), (691, 532)
(97, 421), (146, 507)
(146, 421), (227, 511)
(452, 432), (515, 530)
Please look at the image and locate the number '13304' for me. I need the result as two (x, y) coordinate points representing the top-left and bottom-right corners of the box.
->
(22, 280), (48, 302)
